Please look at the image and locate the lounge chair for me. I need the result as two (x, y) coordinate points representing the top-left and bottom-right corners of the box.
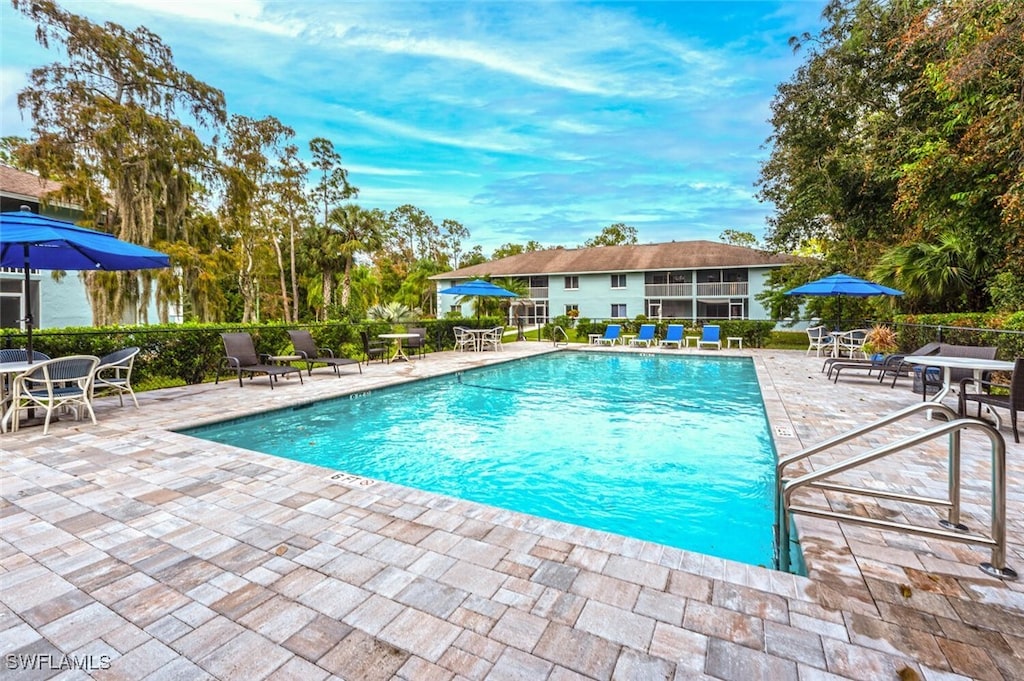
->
(806, 325), (834, 357)
(287, 330), (361, 377)
(92, 346), (140, 407)
(629, 324), (656, 347)
(360, 330), (388, 364)
(2, 355), (99, 434)
(958, 357), (1023, 443)
(216, 332), (304, 389)
(878, 342), (945, 387)
(828, 342), (943, 384)
(659, 324), (685, 349)
(404, 327), (427, 359)
(594, 324), (621, 346)
(696, 325), (721, 350)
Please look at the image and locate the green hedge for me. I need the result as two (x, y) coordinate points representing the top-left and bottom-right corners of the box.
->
(0, 317), (506, 389)
(894, 312), (1024, 360)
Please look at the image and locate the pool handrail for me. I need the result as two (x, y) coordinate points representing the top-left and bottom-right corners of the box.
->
(776, 401), (1016, 580)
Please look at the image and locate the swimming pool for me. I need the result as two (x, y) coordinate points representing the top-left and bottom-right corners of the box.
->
(183, 352), (780, 566)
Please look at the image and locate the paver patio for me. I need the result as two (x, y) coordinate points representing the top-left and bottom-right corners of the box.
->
(1, 342), (1021, 679)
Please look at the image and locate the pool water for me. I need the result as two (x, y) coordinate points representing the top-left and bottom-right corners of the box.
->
(183, 352), (779, 567)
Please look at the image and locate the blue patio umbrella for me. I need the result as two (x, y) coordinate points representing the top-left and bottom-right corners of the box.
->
(439, 278), (517, 320)
(1, 207), (171, 361)
(784, 272), (903, 328)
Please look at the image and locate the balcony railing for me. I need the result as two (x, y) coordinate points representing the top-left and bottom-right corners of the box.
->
(529, 287), (549, 299)
(697, 282), (748, 297)
(644, 282), (748, 297)
(644, 283), (693, 297)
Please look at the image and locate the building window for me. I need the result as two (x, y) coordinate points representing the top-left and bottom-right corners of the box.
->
(564, 275), (579, 290)
(610, 274), (627, 288)
(565, 304), (579, 316)
(611, 304), (627, 318)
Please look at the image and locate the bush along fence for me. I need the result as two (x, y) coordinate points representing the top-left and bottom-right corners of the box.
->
(893, 312), (1024, 361)
(0, 317), (505, 392)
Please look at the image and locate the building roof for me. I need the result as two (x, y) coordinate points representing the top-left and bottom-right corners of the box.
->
(433, 241), (799, 279)
(0, 165), (64, 202)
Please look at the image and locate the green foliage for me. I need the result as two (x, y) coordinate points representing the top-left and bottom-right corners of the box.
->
(715, 321), (778, 349)
(894, 312), (1024, 359)
(582, 223), (638, 248)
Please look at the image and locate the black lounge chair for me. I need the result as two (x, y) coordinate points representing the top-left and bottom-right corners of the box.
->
(828, 342), (943, 384)
(216, 332), (304, 389)
(287, 330), (361, 377)
(959, 357), (1023, 443)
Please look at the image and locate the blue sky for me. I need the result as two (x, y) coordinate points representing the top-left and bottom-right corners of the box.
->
(1, 1), (826, 254)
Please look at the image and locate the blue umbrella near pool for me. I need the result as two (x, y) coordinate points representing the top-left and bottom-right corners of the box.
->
(439, 278), (518, 319)
(0, 207), (171, 362)
(784, 272), (903, 329)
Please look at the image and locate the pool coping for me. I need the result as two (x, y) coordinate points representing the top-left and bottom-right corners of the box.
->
(2, 341), (1022, 679)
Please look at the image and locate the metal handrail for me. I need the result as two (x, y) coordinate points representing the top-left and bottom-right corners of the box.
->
(776, 402), (1016, 580)
(552, 326), (569, 346)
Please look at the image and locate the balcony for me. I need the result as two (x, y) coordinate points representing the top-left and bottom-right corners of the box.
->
(644, 282), (748, 297)
(644, 283), (693, 298)
(528, 287), (549, 299)
(697, 282), (748, 297)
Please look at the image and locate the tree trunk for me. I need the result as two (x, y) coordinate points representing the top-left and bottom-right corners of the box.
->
(271, 239), (291, 323)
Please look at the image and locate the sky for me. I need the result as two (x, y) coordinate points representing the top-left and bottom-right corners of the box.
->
(0, 1), (827, 255)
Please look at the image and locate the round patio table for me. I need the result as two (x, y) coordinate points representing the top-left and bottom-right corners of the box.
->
(378, 333), (421, 362)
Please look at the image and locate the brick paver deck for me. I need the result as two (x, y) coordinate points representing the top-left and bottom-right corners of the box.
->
(1, 342), (1021, 679)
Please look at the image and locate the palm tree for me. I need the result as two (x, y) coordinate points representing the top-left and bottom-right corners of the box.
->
(327, 204), (384, 310)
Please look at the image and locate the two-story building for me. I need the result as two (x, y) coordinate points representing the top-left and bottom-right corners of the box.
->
(432, 241), (798, 323)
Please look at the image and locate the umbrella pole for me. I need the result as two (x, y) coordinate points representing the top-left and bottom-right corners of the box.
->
(23, 245), (34, 364)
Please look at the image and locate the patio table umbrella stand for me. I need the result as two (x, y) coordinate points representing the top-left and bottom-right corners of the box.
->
(784, 272), (903, 330)
(0, 206), (171, 363)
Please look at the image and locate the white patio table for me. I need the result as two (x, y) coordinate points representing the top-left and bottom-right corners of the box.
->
(378, 333), (421, 362)
(902, 355), (1015, 426)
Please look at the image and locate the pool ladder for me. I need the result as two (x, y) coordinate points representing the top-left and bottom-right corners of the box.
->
(552, 325), (570, 347)
(775, 401), (1016, 580)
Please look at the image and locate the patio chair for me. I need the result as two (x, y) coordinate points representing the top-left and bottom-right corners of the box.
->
(453, 326), (476, 352)
(216, 332), (304, 389)
(287, 330), (362, 377)
(958, 357), (1023, 443)
(92, 346), (140, 407)
(696, 325), (721, 350)
(404, 327), (427, 359)
(594, 324), (621, 346)
(360, 330), (388, 364)
(834, 328), (869, 359)
(1, 355), (99, 434)
(805, 325), (834, 357)
(629, 324), (657, 347)
(659, 324), (685, 349)
(480, 326), (504, 352)
(0, 348), (51, 363)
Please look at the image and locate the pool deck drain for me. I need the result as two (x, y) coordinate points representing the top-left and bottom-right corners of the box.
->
(1, 342), (1022, 680)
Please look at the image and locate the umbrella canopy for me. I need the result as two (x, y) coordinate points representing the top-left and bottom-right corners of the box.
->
(784, 272), (903, 329)
(439, 278), (517, 320)
(784, 273), (903, 297)
(0, 208), (171, 362)
(438, 278), (518, 298)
